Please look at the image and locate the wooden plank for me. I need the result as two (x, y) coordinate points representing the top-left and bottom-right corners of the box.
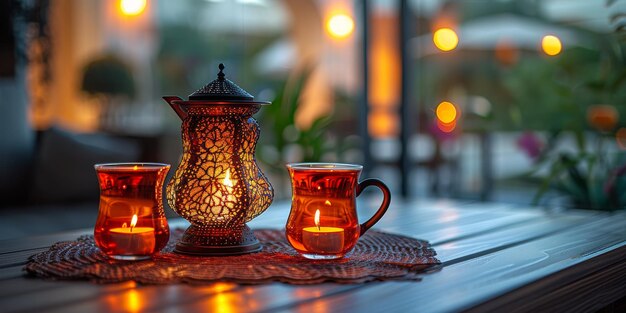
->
(391, 211), (541, 245)
(45, 283), (239, 313)
(1, 281), (148, 313)
(41, 283), (348, 313)
(166, 284), (360, 313)
(277, 214), (626, 313)
(7, 210), (597, 313)
(466, 243), (626, 312)
(0, 200), (480, 302)
(0, 266), (23, 280)
(153, 212), (594, 313)
(435, 213), (591, 264)
(0, 200), (479, 309)
(0, 230), (89, 255)
(0, 277), (84, 301)
(0, 248), (48, 269)
(149, 211), (596, 308)
(378, 206), (513, 227)
(0, 201), (612, 313)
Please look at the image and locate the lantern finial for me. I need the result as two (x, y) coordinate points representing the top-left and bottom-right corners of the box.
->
(218, 63), (225, 80)
(187, 62), (255, 101)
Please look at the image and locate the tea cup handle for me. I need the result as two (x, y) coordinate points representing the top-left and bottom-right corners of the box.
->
(356, 179), (391, 236)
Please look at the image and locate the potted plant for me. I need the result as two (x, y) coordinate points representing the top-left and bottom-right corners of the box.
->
(507, 45), (626, 211)
(80, 54), (136, 130)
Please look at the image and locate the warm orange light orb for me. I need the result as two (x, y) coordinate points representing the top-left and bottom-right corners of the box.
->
(541, 35), (562, 56)
(120, 0), (146, 16)
(433, 28), (458, 52)
(436, 101), (457, 124)
(587, 104), (619, 131)
(327, 14), (354, 39)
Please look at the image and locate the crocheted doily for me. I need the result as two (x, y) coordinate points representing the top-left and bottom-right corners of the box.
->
(25, 229), (439, 284)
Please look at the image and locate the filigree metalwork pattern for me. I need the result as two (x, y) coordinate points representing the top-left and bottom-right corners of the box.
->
(167, 107), (273, 227)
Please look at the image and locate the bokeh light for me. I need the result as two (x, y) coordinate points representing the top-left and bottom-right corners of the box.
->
(326, 14), (354, 39)
(495, 39), (519, 66)
(541, 35), (562, 56)
(436, 101), (457, 124)
(587, 105), (619, 132)
(369, 110), (398, 138)
(433, 28), (458, 52)
(120, 0), (146, 17)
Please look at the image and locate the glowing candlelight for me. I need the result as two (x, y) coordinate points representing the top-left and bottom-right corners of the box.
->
(130, 214), (138, 231)
(109, 215), (155, 257)
(223, 169), (234, 187)
(314, 209), (321, 231)
(302, 209), (345, 254)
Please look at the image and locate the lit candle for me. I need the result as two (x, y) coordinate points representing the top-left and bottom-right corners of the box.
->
(302, 209), (345, 254)
(109, 214), (156, 255)
(223, 169), (236, 202)
(223, 168), (234, 188)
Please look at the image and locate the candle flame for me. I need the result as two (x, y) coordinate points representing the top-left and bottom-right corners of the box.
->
(223, 169), (234, 187)
(130, 214), (138, 232)
(325, 200), (331, 206)
(314, 209), (320, 231)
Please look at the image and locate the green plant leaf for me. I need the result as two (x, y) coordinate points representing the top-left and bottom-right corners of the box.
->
(532, 158), (566, 205)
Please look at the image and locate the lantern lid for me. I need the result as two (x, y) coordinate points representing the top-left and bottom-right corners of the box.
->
(188, 64), (255, 101)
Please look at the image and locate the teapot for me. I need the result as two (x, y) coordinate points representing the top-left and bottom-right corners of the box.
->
(163, 64), (273, 255)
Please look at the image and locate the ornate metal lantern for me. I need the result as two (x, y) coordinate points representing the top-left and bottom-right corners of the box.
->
(163, 64), (273, 255)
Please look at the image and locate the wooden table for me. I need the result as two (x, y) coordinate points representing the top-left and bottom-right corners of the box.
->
(1, 199), (625, 313)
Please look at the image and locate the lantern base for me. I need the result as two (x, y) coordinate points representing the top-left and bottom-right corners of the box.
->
(174, 224), (262, 256)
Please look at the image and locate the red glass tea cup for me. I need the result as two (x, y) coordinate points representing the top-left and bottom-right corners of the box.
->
(285, 163), (391, 259)
(94, 163), (171, 260)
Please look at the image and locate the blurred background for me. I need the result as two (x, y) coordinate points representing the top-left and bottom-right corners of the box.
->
(1, 0), (626, 237)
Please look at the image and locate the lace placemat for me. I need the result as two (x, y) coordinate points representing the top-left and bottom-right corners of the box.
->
(25, 229), (440, 284)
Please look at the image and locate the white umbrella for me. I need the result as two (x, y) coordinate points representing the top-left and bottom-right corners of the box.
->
(254, 38), (296, 75)
(158, 0), (288, 35)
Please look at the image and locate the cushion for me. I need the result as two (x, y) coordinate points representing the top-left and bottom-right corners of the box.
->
(30, 127), (140, 203)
